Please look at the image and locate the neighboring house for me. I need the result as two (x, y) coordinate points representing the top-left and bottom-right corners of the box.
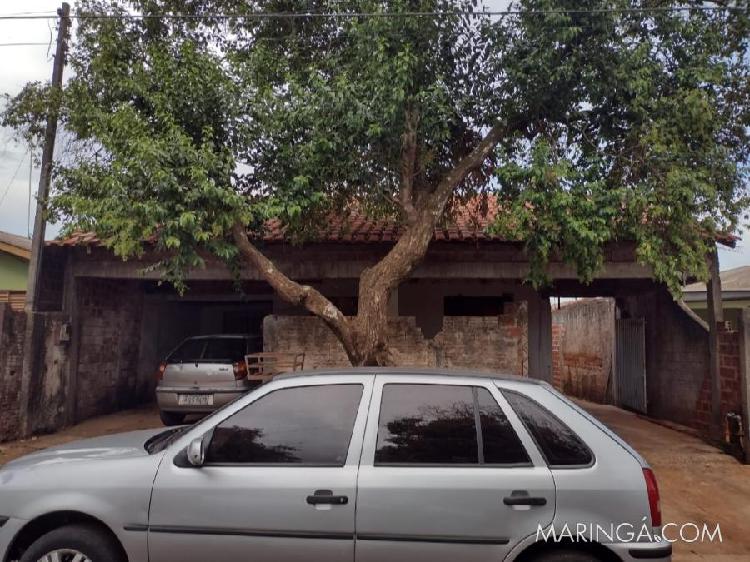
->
(683, 266), (750, 329)
(0, 231), (31, 311)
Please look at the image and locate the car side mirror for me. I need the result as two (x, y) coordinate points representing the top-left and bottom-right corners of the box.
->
(186, 437), (206, 467)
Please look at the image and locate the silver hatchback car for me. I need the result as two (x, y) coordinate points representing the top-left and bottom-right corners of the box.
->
(155, 334), (262, 425)
(0, 369), (671, 562)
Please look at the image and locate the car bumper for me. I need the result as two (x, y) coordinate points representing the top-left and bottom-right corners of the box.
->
(156, 387), (246, 413)
(609, 541), (672, 561)
(0, 516), (26, 560)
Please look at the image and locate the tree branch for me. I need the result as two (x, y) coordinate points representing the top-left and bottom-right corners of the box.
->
(231, 222), (357, 360)
(430, 119), (522, 207)
(399, 108), (419, 224)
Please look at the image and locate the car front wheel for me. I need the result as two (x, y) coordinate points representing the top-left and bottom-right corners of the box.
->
(159, 410), (185, 426)
(20, 524), (124, 562)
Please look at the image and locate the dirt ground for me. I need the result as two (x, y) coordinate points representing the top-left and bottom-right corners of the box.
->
(583, 402), (750, 562)
(1, 402), (749, 561)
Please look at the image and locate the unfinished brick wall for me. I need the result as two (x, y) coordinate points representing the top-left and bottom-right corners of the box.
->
(0, 304), (26, 441)
(75, 279), (146, 419)
(695, 327), (743, 435)
(264, 304), (528, 375)
(551, 299), (615, 404)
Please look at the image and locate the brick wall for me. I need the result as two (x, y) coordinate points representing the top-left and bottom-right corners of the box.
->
(75, 279), (146, 419)
(695, 326), (743, 435)
(0, 304), (26, 441)
(264, 304), (528, 375)
(551, 299), (615, 403)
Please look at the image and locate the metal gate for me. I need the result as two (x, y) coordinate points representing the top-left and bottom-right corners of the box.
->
(615, 317), (647, 413)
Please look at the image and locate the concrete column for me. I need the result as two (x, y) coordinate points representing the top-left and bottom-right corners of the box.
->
(706, 247), (724, 441)
(738, 308), (750, 464)
(528, 292), (552, 382)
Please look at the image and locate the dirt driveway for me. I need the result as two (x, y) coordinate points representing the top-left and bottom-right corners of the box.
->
(1, 402), (749, 561)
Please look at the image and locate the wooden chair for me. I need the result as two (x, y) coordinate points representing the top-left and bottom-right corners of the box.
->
(245, 352), (305, 383)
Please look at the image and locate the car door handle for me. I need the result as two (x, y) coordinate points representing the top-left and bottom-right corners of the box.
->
(503, 491), (547, 506)
(306, 490), (348, 506)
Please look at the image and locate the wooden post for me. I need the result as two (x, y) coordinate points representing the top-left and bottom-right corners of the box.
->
(738, 308), (750, 464)
(706, 246), (724, 442)
(25, 2), (71, 312)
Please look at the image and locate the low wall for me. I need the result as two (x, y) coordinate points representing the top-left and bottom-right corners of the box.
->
(0, 304), (26, 441)
(263, 304), (528, 375)
(551, 299), (615, 403)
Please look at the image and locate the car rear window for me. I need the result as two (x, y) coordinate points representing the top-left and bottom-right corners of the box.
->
(202, 338), (248, 363)
(168, 338), (206, 362)
(168, 337), (251, 363)
(502, 389), (594, 468)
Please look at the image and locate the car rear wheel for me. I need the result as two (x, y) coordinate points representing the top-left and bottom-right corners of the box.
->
(159, 410), (185, 426)
(20, 524), (124, 562)
(530, 551), (603, 562)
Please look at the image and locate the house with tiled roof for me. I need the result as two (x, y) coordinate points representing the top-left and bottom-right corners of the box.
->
(0, 230), (31, 311)
(1, 207), (744, 446)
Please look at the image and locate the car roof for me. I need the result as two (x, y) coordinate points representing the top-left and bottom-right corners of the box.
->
(275, 367), (546, 385)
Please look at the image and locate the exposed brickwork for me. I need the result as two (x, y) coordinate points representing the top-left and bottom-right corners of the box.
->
(0, 304), (26, 441)
(551, 323), (564, 389)
(264, 305), (528, 375)
(75, 279), (146, 419)
(551, 299), (614, 404)
(695, 327), (743, 435)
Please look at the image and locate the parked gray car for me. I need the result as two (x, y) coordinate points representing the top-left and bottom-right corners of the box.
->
(155, 334), (262, 425)
(0, 369), (670, 562)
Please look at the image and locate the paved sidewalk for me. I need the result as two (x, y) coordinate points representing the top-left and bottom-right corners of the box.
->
(1, 401), (749, 560)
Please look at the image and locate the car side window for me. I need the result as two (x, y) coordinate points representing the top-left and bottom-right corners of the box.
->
(205, 384), (363, 465)
(374, 384), (529, 466)
(502, 389), (594, 467)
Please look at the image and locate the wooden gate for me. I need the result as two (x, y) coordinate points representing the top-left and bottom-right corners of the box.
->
(616, 317), (647, 413)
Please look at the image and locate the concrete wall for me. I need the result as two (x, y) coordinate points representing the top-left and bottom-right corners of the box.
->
(264, 304), (528, 375)
(0, 253), (28, 291)
(621, 290), (711, 428)
(551, 299), (615, 403)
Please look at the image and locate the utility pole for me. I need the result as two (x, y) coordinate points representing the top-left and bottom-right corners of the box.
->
(25, 1), (71, 312)
(19, 2), (72, 439)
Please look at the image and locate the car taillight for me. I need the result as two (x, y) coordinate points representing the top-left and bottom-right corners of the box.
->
(233, 361), (248, 380)
(643, 468), (662, 527)
(155, 362), (166, 381)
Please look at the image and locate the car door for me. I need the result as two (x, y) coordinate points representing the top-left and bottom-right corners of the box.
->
(148, 375), (373, 562)
(355, 375), (555, 562)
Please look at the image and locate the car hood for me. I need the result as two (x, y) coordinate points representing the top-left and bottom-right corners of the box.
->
(2, 428), (168, 470)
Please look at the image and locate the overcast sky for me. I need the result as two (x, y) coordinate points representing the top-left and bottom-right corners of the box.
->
(0, 0), (747, 271)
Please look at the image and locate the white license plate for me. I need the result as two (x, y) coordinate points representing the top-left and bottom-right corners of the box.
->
(177, 394), (214, 406)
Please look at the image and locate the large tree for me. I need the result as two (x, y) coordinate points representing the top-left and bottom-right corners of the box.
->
(4, 0), (749, 365)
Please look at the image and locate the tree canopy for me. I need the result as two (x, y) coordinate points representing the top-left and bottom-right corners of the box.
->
(3, 0), (749, 363)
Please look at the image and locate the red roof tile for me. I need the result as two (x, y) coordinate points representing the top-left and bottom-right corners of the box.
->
(48, 198), (506, 247)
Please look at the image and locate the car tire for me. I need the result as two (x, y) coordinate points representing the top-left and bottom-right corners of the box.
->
(19, 523), (124, 562)
(159, 410), (185, 426)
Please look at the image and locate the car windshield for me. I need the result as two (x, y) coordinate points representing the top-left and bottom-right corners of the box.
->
(168, 337), (248, 364)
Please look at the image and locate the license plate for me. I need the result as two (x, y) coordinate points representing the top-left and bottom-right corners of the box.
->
(177, 394), (214, 406)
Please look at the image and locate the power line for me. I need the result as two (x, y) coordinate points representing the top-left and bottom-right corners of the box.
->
(0, 6), (747, 21)
(0, 42), (50, 47)
(0, 150), (30, 208)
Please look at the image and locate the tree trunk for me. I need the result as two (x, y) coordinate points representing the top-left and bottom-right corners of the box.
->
(233, 119), (519, 366)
